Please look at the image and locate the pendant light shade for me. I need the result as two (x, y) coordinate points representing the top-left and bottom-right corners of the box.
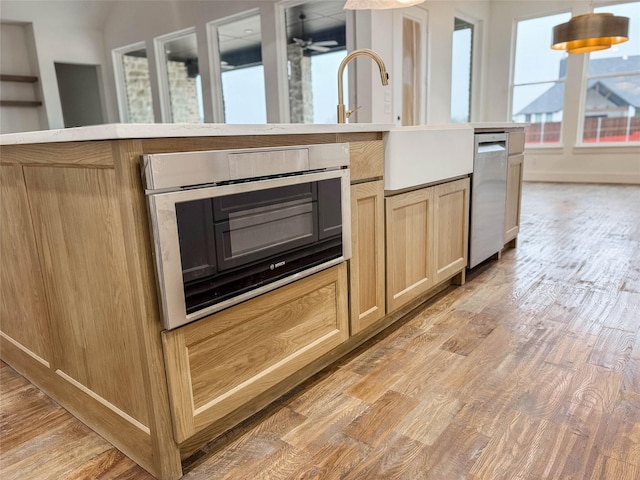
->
(344, 0), (426, 9)
(551, 13), (629, 54)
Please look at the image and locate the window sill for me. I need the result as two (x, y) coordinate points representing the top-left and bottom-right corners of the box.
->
(524, 143), (640, 155)
(573, 142), (640, 154)
(524, 144), (564, 154)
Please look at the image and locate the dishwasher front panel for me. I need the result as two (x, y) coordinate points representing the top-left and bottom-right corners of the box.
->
(469, 134), (508, 268)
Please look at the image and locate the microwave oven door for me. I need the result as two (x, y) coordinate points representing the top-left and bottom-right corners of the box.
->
(147, 169), (350, 330)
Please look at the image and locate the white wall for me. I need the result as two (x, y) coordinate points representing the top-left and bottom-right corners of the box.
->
(0, 23), (43, 133)
(1, 1), (113, 129)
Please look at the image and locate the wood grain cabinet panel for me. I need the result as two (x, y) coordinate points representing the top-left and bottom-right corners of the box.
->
(162, 264), (349, 442)
(349, 140), (383, 182)
(432, 178), (470, 284)
(385, 187), (434, 313)
(505, 154), (524, 244)
(508, 131), (525, 155)
(350, 181), (385, 334)
(22, 166), (149, 427)
(0, 165), (53, 366)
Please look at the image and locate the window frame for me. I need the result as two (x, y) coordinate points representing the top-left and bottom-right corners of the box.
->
(153, 26), (200, 123)
(112, 41), (151, 123)
(577, 1), (640, 147)
(509, 10), (572, 148)
(450, 13), (477, 123)
(207, 8), (264, 123)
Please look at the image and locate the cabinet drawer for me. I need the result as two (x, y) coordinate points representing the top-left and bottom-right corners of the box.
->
(508, 131), (525, 155)
(349, 140), (383, 183)
(162, 264), (349, 442)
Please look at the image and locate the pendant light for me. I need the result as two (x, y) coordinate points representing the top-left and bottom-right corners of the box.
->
(551, 2), (629, 54)
(344, 0), (426, 9)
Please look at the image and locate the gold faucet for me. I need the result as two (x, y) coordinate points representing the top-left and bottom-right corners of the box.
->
(337, 49), (389, 123)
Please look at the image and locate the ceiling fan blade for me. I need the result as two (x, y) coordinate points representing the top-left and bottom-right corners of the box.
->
(307, 44), (330, 53)
(292, 37), (307, 47)
(312, 40), (338, 47)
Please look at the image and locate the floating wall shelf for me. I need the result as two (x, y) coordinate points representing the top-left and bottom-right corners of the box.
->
(1, 74), (39, 83)
(1, 74), (42, 107)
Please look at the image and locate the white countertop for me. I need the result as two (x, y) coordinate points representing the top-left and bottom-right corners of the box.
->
(471, 122), (528, 130)
(0, 123), (395, 145)
(0, 122), (526, 146)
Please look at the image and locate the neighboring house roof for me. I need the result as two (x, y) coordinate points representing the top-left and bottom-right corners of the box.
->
(592, 75), (640, 108)
(517, 83), (564, 115)
(516, 55), (640, 116)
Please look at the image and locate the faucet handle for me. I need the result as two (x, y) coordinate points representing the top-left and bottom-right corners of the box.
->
(346, 106), (362, 118)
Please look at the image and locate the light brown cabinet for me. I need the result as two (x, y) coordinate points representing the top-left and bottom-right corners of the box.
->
(385, 177), (470, 313)
(161, 263), (349, 442)
(433, 178), (470, 284)
(1, 133), (381, 480)
(385, 187), (434, 313)
(505, 130), (525, 246)
(0, 165), (53, 366)
(349, 181), (385, 334)
(1, 130), (471, 480)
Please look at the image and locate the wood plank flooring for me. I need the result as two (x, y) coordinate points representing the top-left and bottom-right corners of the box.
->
(2, 182), (640, 479)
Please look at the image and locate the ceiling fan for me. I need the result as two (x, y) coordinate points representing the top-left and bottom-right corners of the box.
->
(291, 13), (338, 53)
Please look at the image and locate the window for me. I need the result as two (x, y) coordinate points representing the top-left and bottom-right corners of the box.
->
(284, 1), (347, 124)
(512, 12), (571, 145)
(155, 29), (204, 123)
(210, 11), (267, 123)
(451, 17), (473, 123)
(113, 43), (154, 123)
(581, 2), (640, 144)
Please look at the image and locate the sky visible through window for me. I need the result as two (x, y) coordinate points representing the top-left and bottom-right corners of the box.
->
(591, 2), (640, 63)
(311, 50), (347, 123)
(451, 25), (472, 123)
(221, 65), (267, 124)
(512, 12), (570, 116)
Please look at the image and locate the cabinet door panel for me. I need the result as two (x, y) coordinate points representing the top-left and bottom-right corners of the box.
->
(433, 178), (470, 284)
(385, 188), (433, 313)
(0, 165), (53, 366)
(162, 264), (348, 442)
(350, 181), (385, 334)
(23, 166), (149, 425)
(505, 154), (524, 243)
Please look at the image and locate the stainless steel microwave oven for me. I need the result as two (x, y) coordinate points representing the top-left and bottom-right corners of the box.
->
(143, 143), (351, 330)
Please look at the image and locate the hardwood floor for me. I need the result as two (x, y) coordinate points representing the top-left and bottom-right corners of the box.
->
(2, 182), (640, 479)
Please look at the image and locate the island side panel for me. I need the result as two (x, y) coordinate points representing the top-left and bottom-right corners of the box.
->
(23, 165), (150, 425)
(0, 144), (158, 476)
(0, 164), (54, 365)
(111, 139), (183, 480)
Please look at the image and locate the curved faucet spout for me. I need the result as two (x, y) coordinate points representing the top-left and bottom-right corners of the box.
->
(337, 49), (389, 123)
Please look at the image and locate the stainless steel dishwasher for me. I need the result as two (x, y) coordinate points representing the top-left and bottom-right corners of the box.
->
(469, 133), (508, 268)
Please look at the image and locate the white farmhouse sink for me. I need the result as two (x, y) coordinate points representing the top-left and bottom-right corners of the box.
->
(383, 124), (474, 191)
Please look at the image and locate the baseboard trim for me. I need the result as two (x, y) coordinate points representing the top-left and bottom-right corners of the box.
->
(523, 171), (640, 185)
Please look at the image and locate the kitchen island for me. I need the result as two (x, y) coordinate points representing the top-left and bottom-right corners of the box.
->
(0, 122), (523, 479)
